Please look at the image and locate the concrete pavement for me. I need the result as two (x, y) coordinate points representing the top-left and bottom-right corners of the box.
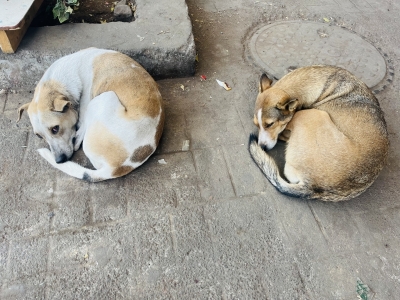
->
(1, 0), (400, 299)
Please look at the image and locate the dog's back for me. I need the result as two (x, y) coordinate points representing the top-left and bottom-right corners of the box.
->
(314, 67), (388, 182)
(91, 52), (163, 121)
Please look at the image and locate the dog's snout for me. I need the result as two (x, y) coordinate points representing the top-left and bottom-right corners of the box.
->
(56, 154), (68, 164)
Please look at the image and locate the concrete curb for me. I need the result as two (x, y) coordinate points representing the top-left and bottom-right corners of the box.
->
(0, 0), (196, 90)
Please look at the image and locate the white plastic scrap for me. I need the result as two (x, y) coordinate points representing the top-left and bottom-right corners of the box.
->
(158, 159), (167, 165)
(182, 140), (190, 151)
(216, 79), (232, 91)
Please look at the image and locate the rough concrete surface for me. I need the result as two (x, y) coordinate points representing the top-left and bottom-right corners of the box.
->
(1, 0), (400, 299)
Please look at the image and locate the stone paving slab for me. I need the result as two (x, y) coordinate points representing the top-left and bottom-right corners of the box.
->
(0, 0), (196, 90)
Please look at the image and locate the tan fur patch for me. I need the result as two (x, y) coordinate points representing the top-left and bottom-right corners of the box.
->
(91, 53), (162, 120)
(86, 122), (129, 169)
(29, 80), (68, 114)
(131, 144), (154, 163)
(112, 166), (134, 177)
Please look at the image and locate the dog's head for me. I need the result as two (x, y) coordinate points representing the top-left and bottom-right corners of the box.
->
(253, 74), (299, 150)
(17, 81), (78, 163)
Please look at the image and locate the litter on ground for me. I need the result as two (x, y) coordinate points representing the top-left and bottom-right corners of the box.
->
(216, 79), (232, 91)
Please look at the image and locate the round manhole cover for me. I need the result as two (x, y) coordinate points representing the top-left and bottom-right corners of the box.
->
(249, 21), (387, 88)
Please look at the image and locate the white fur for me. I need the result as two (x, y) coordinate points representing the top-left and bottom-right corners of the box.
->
(257, 109), (276, 150)
(33, 85), (41, 103)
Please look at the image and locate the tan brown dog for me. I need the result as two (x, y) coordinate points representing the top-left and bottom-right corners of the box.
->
(18, 48), (164, 182)
(249, 65), (389, 201)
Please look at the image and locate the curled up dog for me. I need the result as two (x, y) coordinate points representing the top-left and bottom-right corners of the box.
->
(249, 65), (389, 201)
(17, 48), (164, 182)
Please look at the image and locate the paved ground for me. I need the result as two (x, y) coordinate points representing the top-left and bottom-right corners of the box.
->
(1, 0), (400, 299)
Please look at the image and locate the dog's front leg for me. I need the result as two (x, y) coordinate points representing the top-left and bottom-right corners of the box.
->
(74, 123), (86, 151)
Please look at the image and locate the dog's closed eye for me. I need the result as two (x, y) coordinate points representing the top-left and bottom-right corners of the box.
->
(51, 125), (59, 134)
(265, 122), (275, 128)
(36, 133), (43, 139)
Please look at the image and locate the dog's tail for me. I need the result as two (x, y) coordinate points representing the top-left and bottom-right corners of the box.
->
(37, 148), (127, 182)
(248, 134), (312, 199)
(249, 134), (372, 201)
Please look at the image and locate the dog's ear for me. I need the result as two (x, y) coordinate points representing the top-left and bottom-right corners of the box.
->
(52, 96), (71, 113)
(259, 74), (272, 93)
(17, 102), (31, 122)
(276, 99), (299, 112)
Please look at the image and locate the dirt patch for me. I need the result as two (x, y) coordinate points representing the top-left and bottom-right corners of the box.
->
(32, 0), (135, 27)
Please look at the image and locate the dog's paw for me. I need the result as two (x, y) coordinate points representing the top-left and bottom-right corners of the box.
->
(74, 141), (82, 152)
(37, 148), (55, 163)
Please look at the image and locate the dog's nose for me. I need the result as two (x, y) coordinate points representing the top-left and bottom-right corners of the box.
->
(56, 154), (68, 164)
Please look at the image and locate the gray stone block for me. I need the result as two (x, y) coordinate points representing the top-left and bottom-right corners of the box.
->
(204, 196), (308, 299)
(0, 132), (52, 241)
(125, 152), (202, 211)
(91, 182), (127, 223)
(0, 275), (46, 300)
(51, 188), (91, 231)
(114, 5), (132, 20)
(169, 207), (223, 298)
(4, 91), (32, 111)
(8, 237), (48, 280)
(128, 210), (175, 297)
(221, 144), (270, 197)
(0, 242), (8, 284)
(0, 92), (5, 112)
(1, 110), (31, 131)
(47, 223), (135, 299)
(152, 88), (189, 154)
(192, 147), (235, 200)
(187, 117), (246, 149)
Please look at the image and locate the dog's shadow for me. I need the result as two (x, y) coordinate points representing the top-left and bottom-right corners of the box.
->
(266, 140), (287, 179)
(71, 148), (94, 169)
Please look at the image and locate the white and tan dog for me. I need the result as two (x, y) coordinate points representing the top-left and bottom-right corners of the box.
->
(18, 48), (164, 182)
(249, 65), (389, 201)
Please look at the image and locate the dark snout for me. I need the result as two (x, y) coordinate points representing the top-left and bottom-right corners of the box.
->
(55, 153), (68, 164)
(50, 143), (73, 164)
